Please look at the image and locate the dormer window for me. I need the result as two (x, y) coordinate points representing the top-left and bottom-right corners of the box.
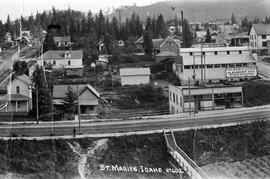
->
(64, 52), (72, 58)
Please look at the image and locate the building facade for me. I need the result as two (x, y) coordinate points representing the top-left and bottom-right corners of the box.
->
(169, 84), (243, 114)
(0, 75), (32, 114)
(119, 68), (151, 86)
(37, 50), (83, 69)
(174, 46), (257, 85)
(53, 84), (100, 117)
(249, 24), (270, 55)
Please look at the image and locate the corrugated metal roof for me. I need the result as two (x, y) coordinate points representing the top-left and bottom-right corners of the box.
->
(180, 46), (250, 53)
(39, 50), (83, 60)
(120, 68), (151, 76)
(183, 53), (256, 65)
(252, 24), (270, 35)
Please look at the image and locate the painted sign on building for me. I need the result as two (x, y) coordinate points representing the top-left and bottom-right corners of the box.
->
(226, 67), (257, 78)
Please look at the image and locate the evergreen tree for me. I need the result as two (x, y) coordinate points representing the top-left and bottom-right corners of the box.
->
(143, 29), (153, 55)
(5, 15), (12, 33)
(129, 12), (137, 37)
(12, 61), (29, 76)
(31, 65), (53, 121)
(156, 14), (168, 38)
(231, 13), (237, 24)
(111, 16), (119, 39)
(135, 14), (143, 37)
(104, 33), (112, 55)
(62, 85), (77, 116)
(145, 16), (152, 31)
(43, 26), (57, 52)
(182, 19), (193, 48)
(205, 28), (211, 43)
(96, 10), (106, 39)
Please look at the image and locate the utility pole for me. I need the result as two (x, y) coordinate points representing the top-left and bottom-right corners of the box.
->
(77, 85), (81, 134)
(181, 10), (185, 48)
(36, 89), (39, 124)
(201, 41), (203, 84)
(188, 77), (191, 116)
(193, 129), (197, 162)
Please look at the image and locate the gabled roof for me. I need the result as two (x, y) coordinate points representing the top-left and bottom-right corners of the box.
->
(159, 36), (182, 48)
(153, 39), (165, 48)
(0, 94), (30, 101)
(250, 24), (270, 35)
(120, 68), (151, 76)
(53, 84), (100, 99)
(12, 75), (32, 86)
(39, 50), (83, 60)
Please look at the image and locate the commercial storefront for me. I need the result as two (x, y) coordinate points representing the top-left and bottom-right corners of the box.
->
(173, 46), (257, 85)
(169, 84), (243, 114)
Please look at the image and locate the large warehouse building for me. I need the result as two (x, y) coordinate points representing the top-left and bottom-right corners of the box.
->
(173, 46), (257, 85)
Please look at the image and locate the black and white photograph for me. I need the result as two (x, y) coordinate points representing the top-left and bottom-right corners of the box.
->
(0, 0), (269, 178)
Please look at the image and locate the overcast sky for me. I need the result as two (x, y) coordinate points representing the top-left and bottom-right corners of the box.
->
(0, 0), (165, 21)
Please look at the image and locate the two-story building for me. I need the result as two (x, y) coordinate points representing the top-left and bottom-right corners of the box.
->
(37, 50), (83, 69)
(174, 46), (257, 85)
(249, 24), (270, 55)
(0, 75), (32, 115)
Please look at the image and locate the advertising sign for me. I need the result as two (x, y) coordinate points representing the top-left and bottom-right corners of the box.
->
(226, 67), (257, 78)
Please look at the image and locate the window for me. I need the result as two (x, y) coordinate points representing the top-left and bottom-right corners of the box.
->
(184, 66), (191, 69)
(262, 35), (266, 39)
(176, 95), (178, 104)
(236, 63), (242, 67)
(239, 51), (242, 54)
(173, 93), (175, 103)
(202, 52), (205, 56)
(88, 105), (94, 110)
(214, 64), (221, 68)
(16, 86), (20, 94)
(80, 106), (86, 114)
(68, 61), (71, 66)
(227, 51), (230, 55)
(214, 51), (218, 55)
(262, 42), (267, 47)
(53, 61), (56, 65)
(180, 97), (182, 107)
(43, 61), (46, 66)
(221, 64), (226, 68)
(190, 52), (193, 56)
(207, 65), (213, 68)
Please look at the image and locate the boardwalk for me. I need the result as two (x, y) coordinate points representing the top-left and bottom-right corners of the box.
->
(164, 130), (209, 179)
